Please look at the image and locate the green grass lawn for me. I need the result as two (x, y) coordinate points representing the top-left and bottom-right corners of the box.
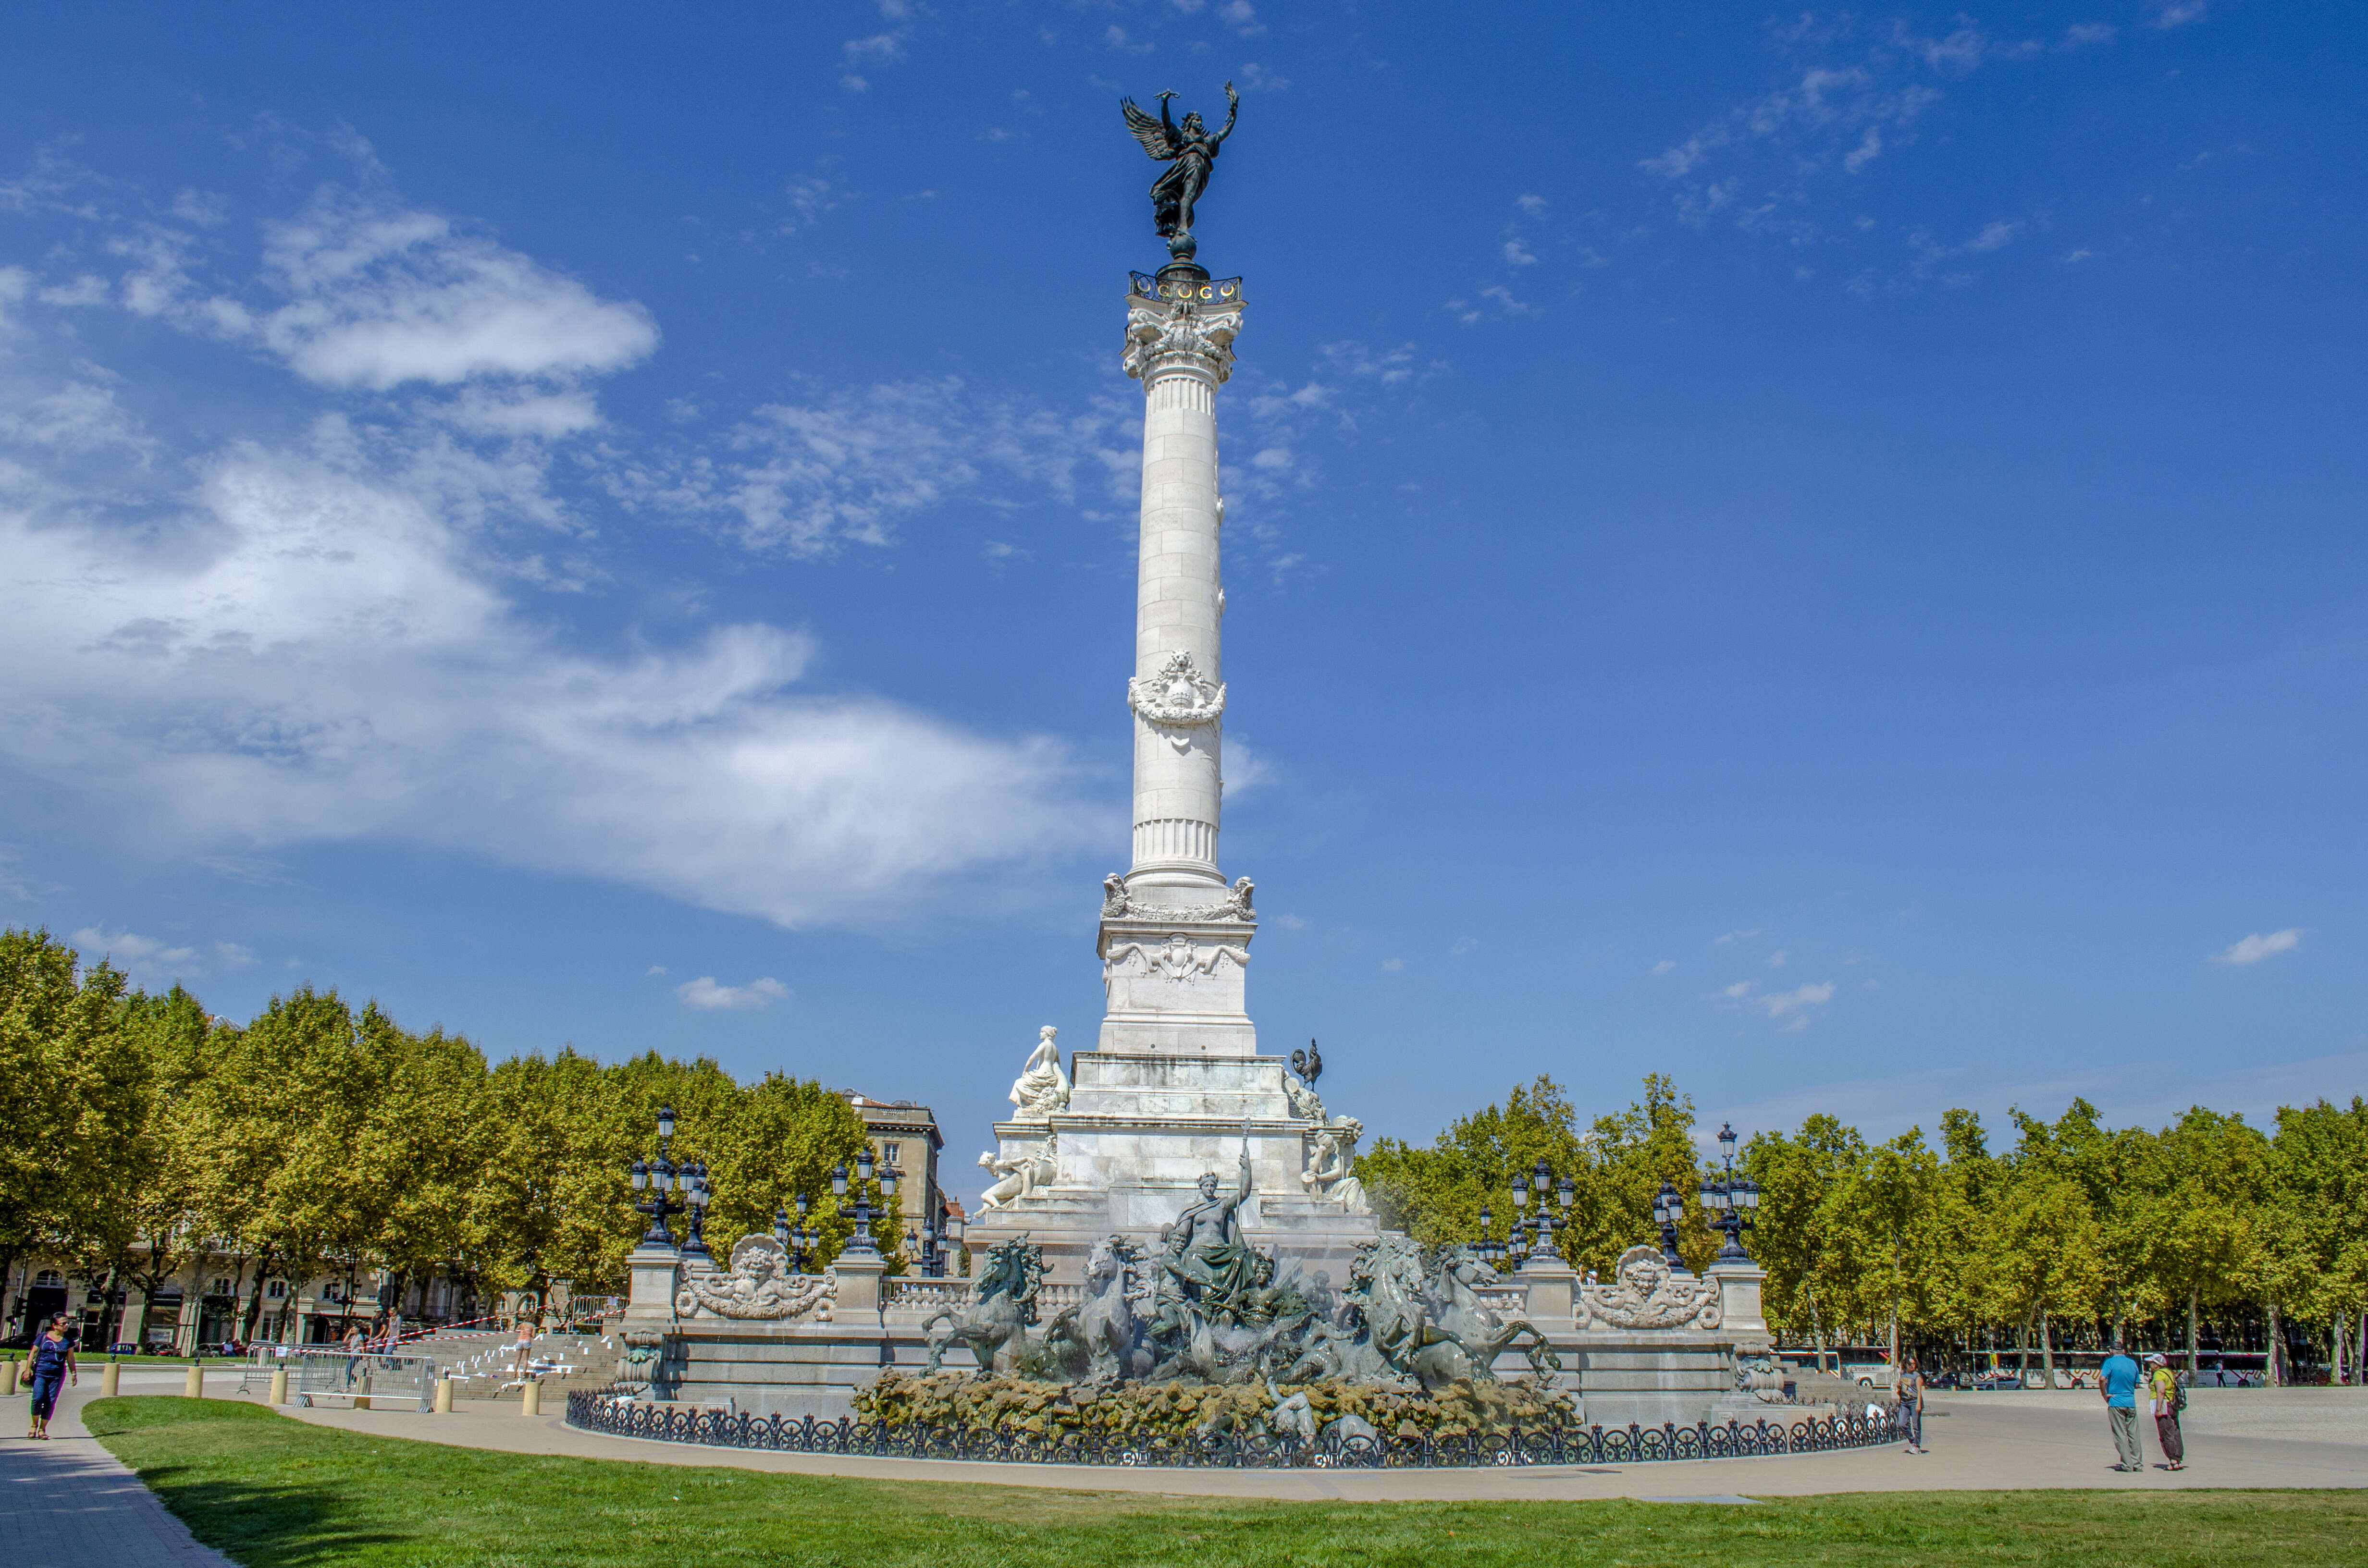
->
(85, 1396), (2365, 1568)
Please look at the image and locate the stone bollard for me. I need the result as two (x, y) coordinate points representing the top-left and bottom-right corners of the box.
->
(0, 1359), (15, 1396)
(520, 1379), (542, 1417)
(184, 1363), (205, 1398)
(434, 1376), (454, 1414)
(101, 1360), (121, 1398)
(269, 1367), (289, 1405)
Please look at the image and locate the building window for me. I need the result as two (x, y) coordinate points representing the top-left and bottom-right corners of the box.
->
(266, 1281), (287, 1299)
(33, 1270), (64, 1288)
(884, 1142), (900, 1164)
(209, 1277), (231, 1296)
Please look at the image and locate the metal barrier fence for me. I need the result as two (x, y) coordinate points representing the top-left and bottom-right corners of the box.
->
(235, 1350), (441, 1411)
(566, 1388), (1902, 1469)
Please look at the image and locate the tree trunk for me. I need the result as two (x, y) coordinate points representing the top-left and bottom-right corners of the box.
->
(2187, 1288), (2199, 1375)
(2267, 1301), (2284, 1386)
(1806, 1288), (1826, 1374)
(2356, 1307), (2366, 1387)
(2041, 1307), (2056, 1389)
(238, 1249), (282, 1344)
(2017, 1308), (2031, 1376)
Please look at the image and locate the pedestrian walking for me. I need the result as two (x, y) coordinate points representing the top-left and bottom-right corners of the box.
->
(2099, 1342), (2143, 1471)
(24, 1315), (78, 1440)
(1897, 1355), (1927, 1454)
(511, 1315), (536, 1379)
(2146, 1352), (2186, 1471)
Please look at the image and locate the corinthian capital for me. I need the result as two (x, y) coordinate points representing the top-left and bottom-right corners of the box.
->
(1123, 297), (1243, 384)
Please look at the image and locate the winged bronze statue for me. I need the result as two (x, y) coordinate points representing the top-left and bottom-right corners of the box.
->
(1291, 1039), (1322, 1086)
(1120, 83), (1239, 263)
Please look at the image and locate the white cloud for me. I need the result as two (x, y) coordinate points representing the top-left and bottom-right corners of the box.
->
(1515, 194), (1548, 217)
(1714, 929), (1765, 944)
(68, 926), (252, 980)
(1502, 238), (1538, 266)
(1721, 980), (1752, 999)
(1964, 220), (2020, 252)
(1761, 981), (1836, 1018)
(646, 965), (668, 976)
(2215, 929), (2301, 966)
(1450, 937), (1479, 956)
(1652, 959), (1677, 975)
(0, 174), (1107, 934)
(1220, 735), (1271, 797)
(1218, 0), (1264, 37)
(220, 191), (659, 390)
(606, 377), (1128, 557)
(2063, 23), (2116, 47)
(1844, 126), (1883, 174)
(1103, 25), (1153, 54)
(1381, 957), (1405, 972)
(1274, 913), (1307, 930)
(1767, 950), (1788, 968)
(675, 975), (790, 1011)
(2152, 2), (2208, 27)
(1237, 63), (1288, 92)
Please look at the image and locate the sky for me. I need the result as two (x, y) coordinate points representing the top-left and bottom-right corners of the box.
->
(2, 2), (2362, 1201)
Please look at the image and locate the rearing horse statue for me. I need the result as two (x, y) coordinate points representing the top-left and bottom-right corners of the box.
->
(921, 1236), (1046, 1379)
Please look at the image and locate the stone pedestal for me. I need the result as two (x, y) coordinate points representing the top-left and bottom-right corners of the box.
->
(1705, 1256), (1769, 1346)
(832, 1250), (887, 1317)
(620, 1239), (681, 1391)
(969, 1045), (1377, 1284)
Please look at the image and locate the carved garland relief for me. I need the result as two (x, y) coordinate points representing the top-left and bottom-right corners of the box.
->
(1105, 932), (1251, 985)
(674, 1235), (837, 1323)
(1576, 1245), (1724, 1332)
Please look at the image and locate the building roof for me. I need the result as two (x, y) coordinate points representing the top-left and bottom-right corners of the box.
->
(843, 1092), (943, 1148)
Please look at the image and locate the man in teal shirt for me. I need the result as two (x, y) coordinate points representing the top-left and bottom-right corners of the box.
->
(2098, 1344), (2143, 1471)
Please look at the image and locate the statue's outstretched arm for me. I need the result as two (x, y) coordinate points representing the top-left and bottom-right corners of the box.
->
(1216, 81), (1239, 142)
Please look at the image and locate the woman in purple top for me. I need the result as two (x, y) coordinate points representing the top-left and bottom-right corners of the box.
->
(24, 1316), (77, 1440)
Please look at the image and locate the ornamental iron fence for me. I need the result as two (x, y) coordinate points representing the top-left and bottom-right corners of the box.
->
(566, 1387), (1900, 1469)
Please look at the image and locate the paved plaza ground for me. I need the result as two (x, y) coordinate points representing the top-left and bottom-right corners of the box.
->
(3, 1372), (2364, 1565)
(272, 1382), (2368, 1500)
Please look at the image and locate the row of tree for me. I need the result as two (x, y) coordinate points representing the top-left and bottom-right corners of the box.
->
(12, 925), (2364, 1380)
(0, 929), (878, 1340)
(1357, 1073), (2368, 1381)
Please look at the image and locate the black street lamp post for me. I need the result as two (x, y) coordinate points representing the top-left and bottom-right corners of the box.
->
(1651, 1177), (1689, 1273)
(830, 1149), (901, 1257)
(1698, 1121), (1763, 1263)
(679, 1158), (713, 1259)
(1508, 1156), (1577, 1262)
(627, 1105), (684, 1248)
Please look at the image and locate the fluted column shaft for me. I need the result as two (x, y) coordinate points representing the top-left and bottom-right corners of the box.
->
(1122, 288), (1241, 895)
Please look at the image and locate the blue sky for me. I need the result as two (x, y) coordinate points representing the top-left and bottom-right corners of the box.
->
(3, 2), (2361, 1196)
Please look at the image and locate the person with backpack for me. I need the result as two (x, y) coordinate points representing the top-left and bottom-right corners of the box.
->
(2145, 1352), (2186, 1470)
(24, 1315), (77, 1440)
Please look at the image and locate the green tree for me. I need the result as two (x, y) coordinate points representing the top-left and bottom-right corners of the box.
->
(2129, 1108), (2272, 1372)
(0, 929), (151, 1324)
(1747, 1115), (1869, 1370)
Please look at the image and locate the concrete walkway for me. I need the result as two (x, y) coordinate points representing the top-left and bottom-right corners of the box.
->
(0, 1372), (236, 1567)
(257, 1384), (2368, 1502)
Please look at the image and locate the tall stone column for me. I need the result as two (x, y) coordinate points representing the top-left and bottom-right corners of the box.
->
(1097, 271), (1257, 1055)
